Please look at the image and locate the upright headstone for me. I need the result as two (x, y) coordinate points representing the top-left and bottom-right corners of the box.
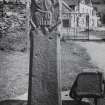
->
(28, 0), (61, 105)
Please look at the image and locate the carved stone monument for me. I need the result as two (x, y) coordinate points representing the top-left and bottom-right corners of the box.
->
(28, 0), (61, 105)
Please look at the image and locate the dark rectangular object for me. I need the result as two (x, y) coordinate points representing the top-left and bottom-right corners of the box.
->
(76, 72), (103, 98)
(63, 19), (70, 28)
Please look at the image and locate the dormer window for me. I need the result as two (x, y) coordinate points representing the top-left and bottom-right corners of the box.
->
(69, 5), (75, 10)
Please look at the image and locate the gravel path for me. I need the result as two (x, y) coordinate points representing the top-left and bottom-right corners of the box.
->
(61, 41), (98, 91)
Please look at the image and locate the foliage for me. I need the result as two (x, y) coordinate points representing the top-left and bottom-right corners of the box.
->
(0, 4), (27, 52)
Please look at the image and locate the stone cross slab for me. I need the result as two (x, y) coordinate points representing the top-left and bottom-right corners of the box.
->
(28, 0), (61, 105)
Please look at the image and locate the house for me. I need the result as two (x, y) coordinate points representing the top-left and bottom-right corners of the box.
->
(60, 0), (99, 32)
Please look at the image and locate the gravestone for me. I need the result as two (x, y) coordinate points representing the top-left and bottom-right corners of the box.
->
(28, 0), (61, 105)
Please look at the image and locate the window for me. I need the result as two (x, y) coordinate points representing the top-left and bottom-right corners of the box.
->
(77, 17), (79, 27)
(63, 19), (70, 28)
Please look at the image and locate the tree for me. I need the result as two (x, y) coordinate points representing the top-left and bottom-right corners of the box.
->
(102, 13), (105, 24)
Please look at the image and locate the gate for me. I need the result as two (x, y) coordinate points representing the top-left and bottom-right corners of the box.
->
(61, 12), (90, 40)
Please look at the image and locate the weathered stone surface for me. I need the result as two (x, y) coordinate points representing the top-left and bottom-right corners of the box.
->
(28, 0), (61, 104)
(28, 29), (60, 105)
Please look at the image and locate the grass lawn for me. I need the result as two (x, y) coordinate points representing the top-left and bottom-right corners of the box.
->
(0, 50), (29, 101)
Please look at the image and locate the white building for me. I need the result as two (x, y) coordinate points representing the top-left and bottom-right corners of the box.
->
(61, 0), (99, 31)
(78, 0), (98, 29)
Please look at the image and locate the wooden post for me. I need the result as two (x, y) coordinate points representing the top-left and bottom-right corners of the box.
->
(28, 0), (61, 105)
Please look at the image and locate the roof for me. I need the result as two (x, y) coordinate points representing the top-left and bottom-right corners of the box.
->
(62, 0), (72, 11)
(63, 0), (79, 5)
(63, 0), (92, 6)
